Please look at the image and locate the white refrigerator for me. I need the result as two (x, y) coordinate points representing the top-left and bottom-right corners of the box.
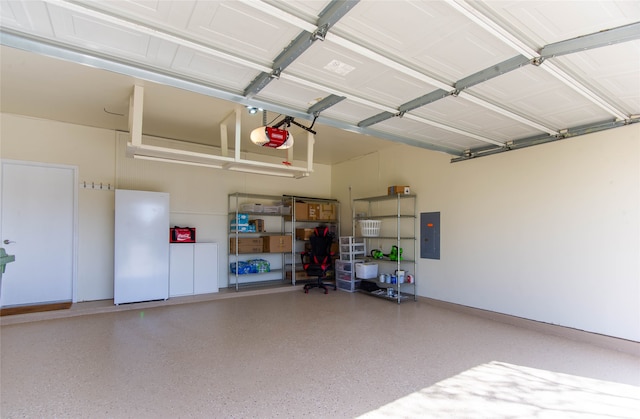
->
(114, 189), (170, 305)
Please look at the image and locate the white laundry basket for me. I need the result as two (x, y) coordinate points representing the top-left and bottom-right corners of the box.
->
(358, 220), (381, 237)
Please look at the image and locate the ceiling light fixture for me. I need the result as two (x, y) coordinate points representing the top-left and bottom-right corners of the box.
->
(133, 155), (223, 169)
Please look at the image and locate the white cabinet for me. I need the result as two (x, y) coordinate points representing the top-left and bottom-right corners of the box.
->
(194, 243), (218, 294)
(170, 244), (194, 296)
(169, 243), (218, 297)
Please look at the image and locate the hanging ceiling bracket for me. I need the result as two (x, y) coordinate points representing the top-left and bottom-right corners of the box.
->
(273, 116), (317, 135)
(307, 94), (346, 114)
(312, 23), (329, 41)
(531, 57), (545, 67)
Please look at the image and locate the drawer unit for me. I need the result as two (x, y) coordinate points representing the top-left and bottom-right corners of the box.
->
(337, 278), (361, 293)
(335, 270), (353, 282)
(339, 236), (366, 260)
(335, 259), (359, 272)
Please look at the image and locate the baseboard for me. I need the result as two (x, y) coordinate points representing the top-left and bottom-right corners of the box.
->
(422, 297), (640, 357)
(1, 301), (72, 316)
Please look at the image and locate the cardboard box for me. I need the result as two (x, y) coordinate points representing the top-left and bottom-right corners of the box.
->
(296, 228), (315, 240)
(285, 202), (308, 221)
(249, 219), (265, 232)
(229, 237), (263, 254)
(317, 203), (336, 221)
(307, 203), (319, 220)
(388, 185), (410, 195)
(284, 201), (335, 221)
(262, 235), (292, 253)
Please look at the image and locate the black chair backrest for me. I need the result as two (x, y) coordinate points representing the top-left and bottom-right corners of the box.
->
(309, 226), (333, 261)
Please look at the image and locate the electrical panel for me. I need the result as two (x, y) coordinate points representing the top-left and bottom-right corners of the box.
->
(420, 212), (440, 260)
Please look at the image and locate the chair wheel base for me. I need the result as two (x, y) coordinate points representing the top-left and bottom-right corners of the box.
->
(303, 278), (332, 294)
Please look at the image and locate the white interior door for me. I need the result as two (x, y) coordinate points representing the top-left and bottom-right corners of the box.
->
(0, 160), (77, 307)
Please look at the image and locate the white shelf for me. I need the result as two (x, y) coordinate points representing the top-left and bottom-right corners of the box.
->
(283, 195), (340, 286)
(228, 193), (289, 291)
(352, 194), (417, 304)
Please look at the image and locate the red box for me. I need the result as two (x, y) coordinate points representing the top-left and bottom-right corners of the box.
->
(170, 227), (196, 243)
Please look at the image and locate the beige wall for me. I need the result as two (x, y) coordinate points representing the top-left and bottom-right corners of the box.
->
(1, 114), (117, 301)
(1, 113), (332, 300)
(333, 124), (640, 341)
(3, 111), (639, 340)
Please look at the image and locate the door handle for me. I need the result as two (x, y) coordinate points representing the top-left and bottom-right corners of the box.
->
(3, 240), (15, 245)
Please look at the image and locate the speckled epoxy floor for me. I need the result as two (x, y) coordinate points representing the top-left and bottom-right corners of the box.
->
(1, 290), (639, 418)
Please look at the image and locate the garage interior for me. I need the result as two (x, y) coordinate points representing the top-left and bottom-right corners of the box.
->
(1, 1), (639, 417)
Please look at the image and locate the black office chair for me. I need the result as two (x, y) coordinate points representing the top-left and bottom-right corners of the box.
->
(301, 226), (336, 294)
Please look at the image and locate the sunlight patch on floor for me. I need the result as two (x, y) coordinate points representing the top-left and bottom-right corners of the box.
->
(358, 361), (640, 418)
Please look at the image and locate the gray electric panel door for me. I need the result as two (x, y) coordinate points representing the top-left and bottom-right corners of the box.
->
(420, 212), (440, 260)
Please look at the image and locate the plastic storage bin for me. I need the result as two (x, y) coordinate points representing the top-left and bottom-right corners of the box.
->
(355, 262), (378, 279)
(358, 220), (381, 237)
(337, 279), (361, 292)
(335, 259), (355, 272)
(339, 236), (366, 260)
(240, 203), (263, 213)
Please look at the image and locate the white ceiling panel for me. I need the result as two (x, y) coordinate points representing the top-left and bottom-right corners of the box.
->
(171, 47), (259, 93)
(47, 6), (160, 60)
(288, 41), (433, 107)
(319, 100), (388, 126)
(185, 1), (301, 63)
(84, 1), (301, 65)
(0, 0), (53, 36)
(333, 0), (517, 81)
(262, 0), (330, 19)
(373, 115), (485, 152)
(88, 0), (192, 27)
(254, 77), (330, 111)
(468, 66), (613, 129)
(410, 96), (541, 142)
(475, 0), (640, 48)
(552, 41), (640, 113)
